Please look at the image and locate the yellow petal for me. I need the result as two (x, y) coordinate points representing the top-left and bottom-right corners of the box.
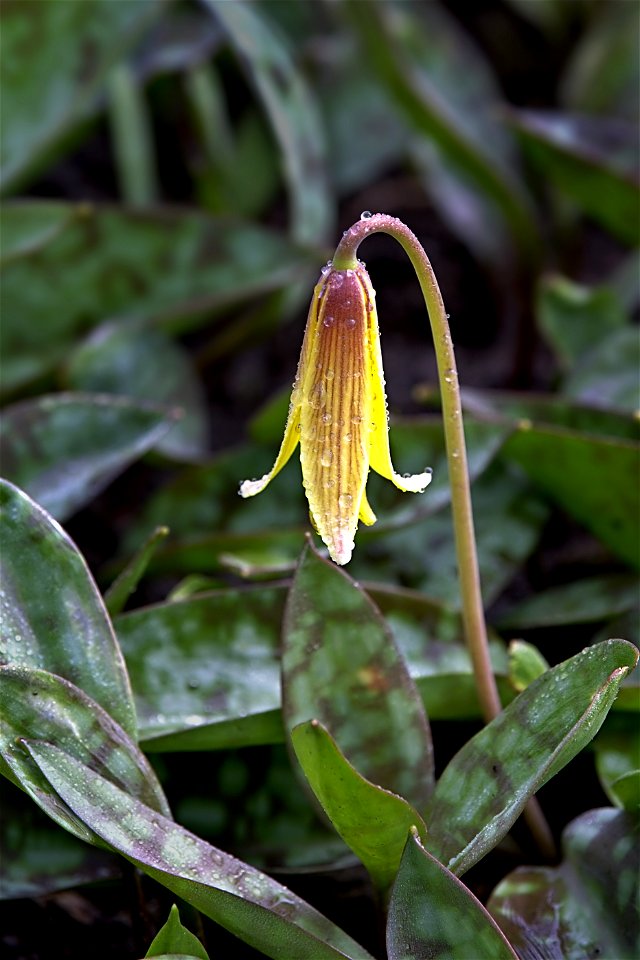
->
(358, 488), (377, 526)
(299, 268), (372, 565)
(364, 276), (433, 495)
(238, 402), (300, 497)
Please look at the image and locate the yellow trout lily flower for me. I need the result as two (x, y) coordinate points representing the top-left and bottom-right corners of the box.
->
(239, 260), (432, 565)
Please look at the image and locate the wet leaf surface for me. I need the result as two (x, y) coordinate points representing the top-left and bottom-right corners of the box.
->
(489, 808), (640, 960)
(426, 640), (638, 875)
(283, 544), (433, 810)
(387, 832), (517, 960)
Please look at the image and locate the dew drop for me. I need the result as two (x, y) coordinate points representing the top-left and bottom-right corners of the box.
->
(343, 433), (352, 443)
(360, 210), (372, 220)
(338, 493), (353, 509)
(321, 411), (333, 424)
(325, 368), (335, 381)
(351, 414), (364, 424)
(324, 478), (335, 489)
(320, 449), (333, 467)
(323, 314), (335, 328)
(345, 317), (356, 329)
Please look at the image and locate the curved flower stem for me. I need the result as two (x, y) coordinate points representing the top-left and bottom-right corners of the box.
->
(335, 214), (501, 722)
(334, 215), (555, 859)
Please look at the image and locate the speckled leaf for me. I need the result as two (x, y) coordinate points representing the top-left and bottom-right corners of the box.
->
(146, 905), (209, 960)
(291, 720), (427, 896)
(1, 202), (314, 393)
(24, 742), (375, 960)
(116, 586), (285, 751)
(209, 0), (331, 245)
(508, 110), (639, 243)
(1, 394), (178, 521)
(0, 666), (170, 844)
(283, 544), (433, 810)
(503, 420), (640, 569)
(0, 480), (136, 738)
(65, 323), (209, 460)
(105, 526), (170, 618)
(498, 574), (639, 628)
(427, 640), (638, 876)
(387, 831), (517, 960)
(594, 715), (640, 811)
(488, 808), (640, 960)
(0, 0), (162, 195)
(537, 275), (627, 372)
(0, 778), (120, 899)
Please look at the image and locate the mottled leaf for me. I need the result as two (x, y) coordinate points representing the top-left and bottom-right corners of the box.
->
(0, 394), (177, 521)
(498, 575), (639, 629)
(1, 202), (315, 392)
(0, 778), (120, 900)
(0, 0), (162, 194)
(65, 322), (209, 460)
(291, 720), (427, 896)
(508, 110), (639, 243)
(387, 831), (517, 960)
(0, 666), (170, 844)
(24, 742), (375, 960)
(427, 640), (638, 875)
(0, 480), (136, 738)
(283, 544), (433, 809)
(489, 808), (640, 960)
(105, 526), (170, 618)
(146, 904), (209, 960)
(209, 0), (331, 245)
(537, 274), (627, 372)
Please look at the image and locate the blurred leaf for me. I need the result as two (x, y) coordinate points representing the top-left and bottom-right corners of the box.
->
(65, 323), (209, 460)
(564, 327), (640, 412)
(488, 808), (640, 960)
(498, 574), (639, 629)
(0, 666), (170, 844)
(387, 831), (517, 960)
(503, 419), (640, 569)
(562, 1), (640, 121)
(0, 394), (177, 521)
(346, 0), (537, 257)
(146, 905), (209, 960)
(291, 721), (427, 896)
(426, 639), (638, 876)
(594, 715), (640, 812)
(1, 202), (315, 393)
(209, 0), (332, 245)
(508, 110), (640, 243)
(0, 778), (120, 900)
(0, 202), (79, 264)
(24, 742), (375, 960)
(116, 586), (285, 751)
(0, 0), (162, 195)
(108, 62), (158, 207)
(0, 480), (136, 738)
(537, 274), (627, 372)
(283, 543), (433, 810)
(508, 641), (549, 693)
(105, 526), (170, 617)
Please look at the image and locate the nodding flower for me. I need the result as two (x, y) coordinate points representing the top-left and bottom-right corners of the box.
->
(239, 259), (432, 565)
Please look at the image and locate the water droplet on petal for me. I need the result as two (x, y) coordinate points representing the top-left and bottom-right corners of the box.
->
(320, 449), (333, 467)
(325, 368), (335, 381)
(321, 411), (332, 424)
(339, 493), (353, 509)
(360, 210), (372, 220)
(323, 314), (335, 328)
(345, 317), (356, 329)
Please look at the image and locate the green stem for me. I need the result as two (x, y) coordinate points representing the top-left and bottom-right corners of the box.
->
(334, 214), (501, 722)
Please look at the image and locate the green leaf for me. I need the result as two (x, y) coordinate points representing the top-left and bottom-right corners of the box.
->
(0, 777), (120, 899)
(107, 62), (159, 207)
(283, 543), (433, 810)
(488, 808), (640, 960)
(426, 639), (638, 876)
(24, 742), (375, 960)
(146, 904), (209, 960)
(594, 715), (640, 811)
(508, 641), (549, 693)
(498, 574), (640, 629)
(387, 832), (517, 960)
(209, 0), (331, 245)
(65, 323), (209, 460)
(503, 419), (640, 569)
(564, 327), (640, 412)
(537, 274), (627, 371)
(1, 202), (315, 393)
(0, 0), (162, 195)
(0, 394), (177, 521)
(105, 526), (170, 618)
(0, 480), (136, 738)
(508, 110), (640, 244)
(0, 666), (170, 843)
(291, 720), (427, 896)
